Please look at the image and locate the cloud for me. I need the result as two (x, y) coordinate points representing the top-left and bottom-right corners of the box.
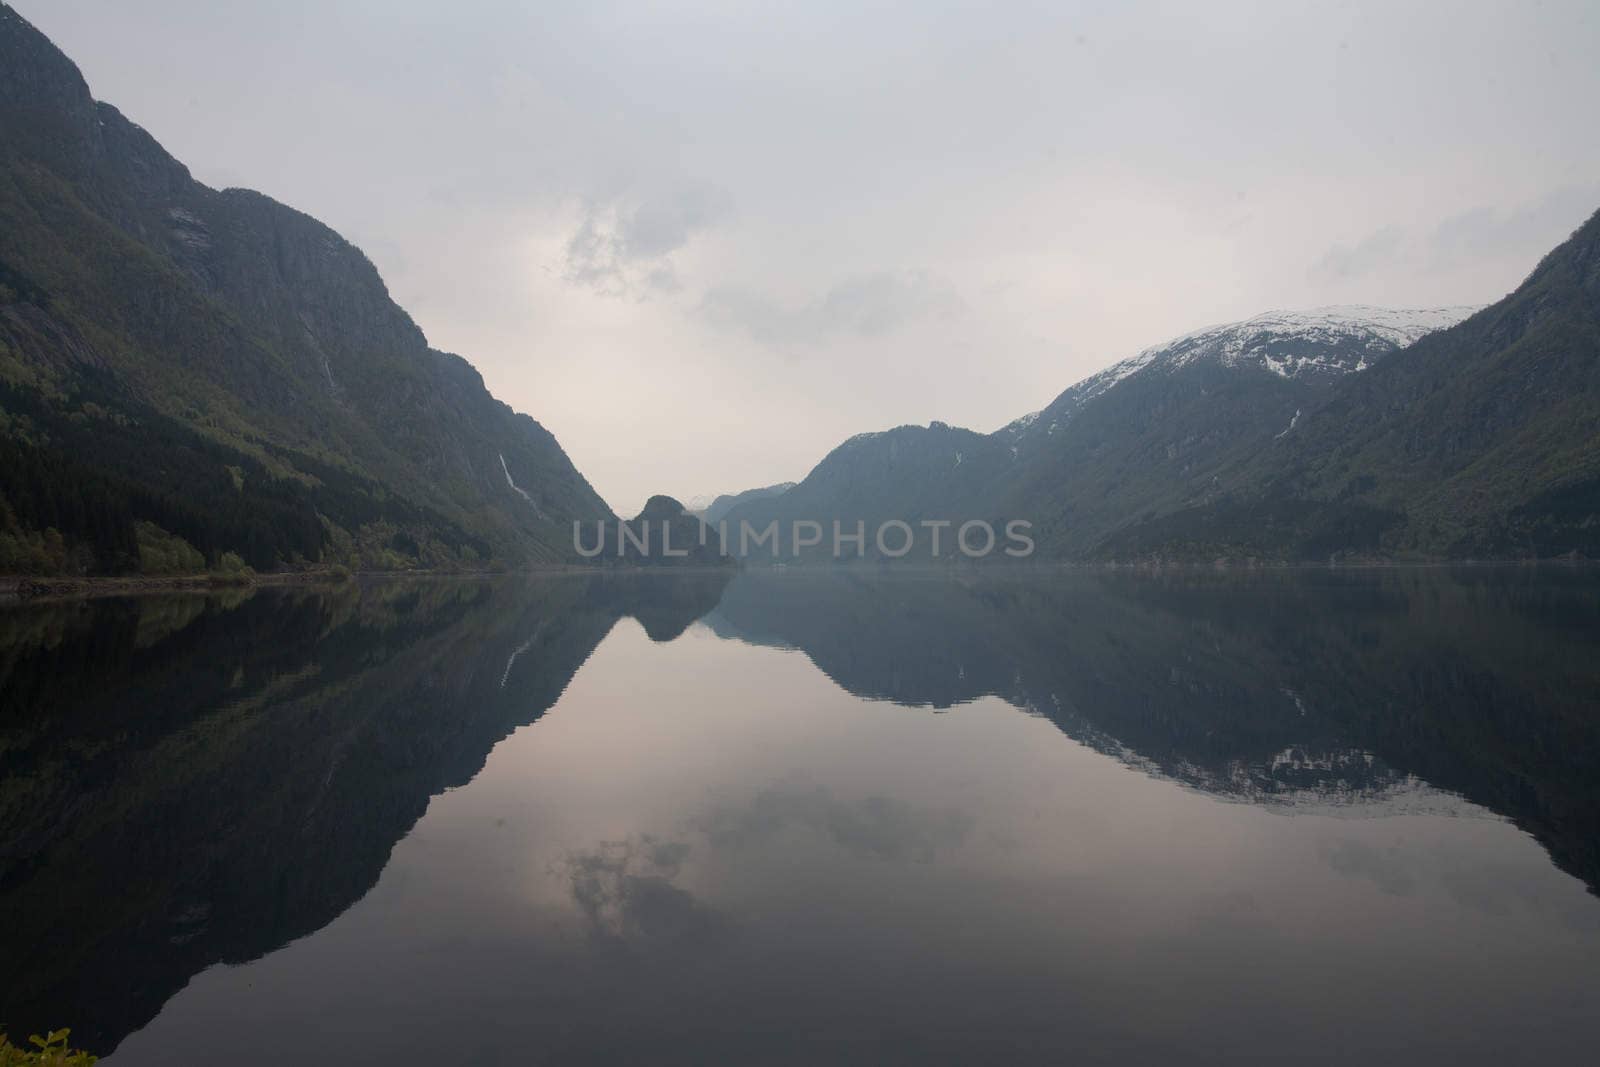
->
(1323, 837), (1416, 896)
(1309, 185), (1600, 285)
(562, 834), (727, 946)
(562, 182), (733, 299)
(1309, 224), (1406, 281)
(699, 271), (964, 348)
(1424, 185), (1600, 268)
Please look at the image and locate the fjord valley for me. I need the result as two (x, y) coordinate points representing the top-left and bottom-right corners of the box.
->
(5, 0), (1600, 580)
(3, 2), (1600, 1065)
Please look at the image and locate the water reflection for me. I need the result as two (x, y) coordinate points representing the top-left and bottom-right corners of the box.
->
(0, 573), (729, 1053)
(709, 568), (1600, 879)
(0, 567), (1597, 1063)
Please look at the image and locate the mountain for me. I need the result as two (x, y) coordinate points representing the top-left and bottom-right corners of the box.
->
(695, 482), (796, 526)
(723, 421), (1002, 558)
(595, 494), (730, 566)
(729, 208), (1599, 564)
(1106, 208), (1600, 560)
(992, 304), (1480, 556)
(0, 4), (611, 576)
(724, 305), (1476, 558)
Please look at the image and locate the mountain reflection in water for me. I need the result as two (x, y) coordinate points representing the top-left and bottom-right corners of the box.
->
(1, 568), (1597, 1064)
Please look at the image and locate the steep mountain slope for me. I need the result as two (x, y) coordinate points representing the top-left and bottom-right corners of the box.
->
(0, 4), (610, 574)
(725, 306), (1473, 558)
(1107, 208), (1600, 560)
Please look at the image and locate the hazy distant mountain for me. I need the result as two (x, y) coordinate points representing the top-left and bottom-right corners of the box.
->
(695, 482), (796, 526)
(725, 305), (1477, 558)
(1106, 208), (1600, 560)
(601, 495), (730, 566)
(0, 4), (611, 575)
(721, 421), (1000, 558)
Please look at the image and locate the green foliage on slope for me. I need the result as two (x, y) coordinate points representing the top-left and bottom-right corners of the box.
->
(0, 3), (611, 575)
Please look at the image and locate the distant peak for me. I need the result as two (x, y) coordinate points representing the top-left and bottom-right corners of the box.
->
(635, 495), (688, 521)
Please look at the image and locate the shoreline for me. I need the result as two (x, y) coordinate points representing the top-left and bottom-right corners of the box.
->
(2, 556), (1593, 605)
(0, 564), (709, 605)
(0, 570), (353, 605)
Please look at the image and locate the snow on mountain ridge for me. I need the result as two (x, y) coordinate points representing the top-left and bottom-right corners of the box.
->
(1156, 304), (1481, 359)
(1122, 303), (1482, 380)
(999, 304), (1481, 439)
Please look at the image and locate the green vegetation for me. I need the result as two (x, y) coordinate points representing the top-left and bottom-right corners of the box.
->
(134, 521), (205, 575)
(0, 1031), (96, 1065)
(0, 265), (545, 575)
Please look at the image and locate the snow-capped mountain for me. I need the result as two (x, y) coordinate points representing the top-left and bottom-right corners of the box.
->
(1002, 304), (1479, 446)
(1139, 304), (1479, 376)
(723, 303), (1491, 559)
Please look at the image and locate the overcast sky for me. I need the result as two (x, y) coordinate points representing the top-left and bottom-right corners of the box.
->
(24, 0), (1600, 515)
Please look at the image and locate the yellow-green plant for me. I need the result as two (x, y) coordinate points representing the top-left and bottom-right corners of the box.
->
(0, 1030), (97, 1065)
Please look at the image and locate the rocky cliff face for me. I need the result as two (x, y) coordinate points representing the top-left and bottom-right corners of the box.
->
(0, 3), (610, 572)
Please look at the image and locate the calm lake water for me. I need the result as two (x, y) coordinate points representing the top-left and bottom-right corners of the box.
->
(3, 568), (1599, 1065)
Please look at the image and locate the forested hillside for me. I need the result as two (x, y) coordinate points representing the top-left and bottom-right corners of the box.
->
(0, 4), (611, 576)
